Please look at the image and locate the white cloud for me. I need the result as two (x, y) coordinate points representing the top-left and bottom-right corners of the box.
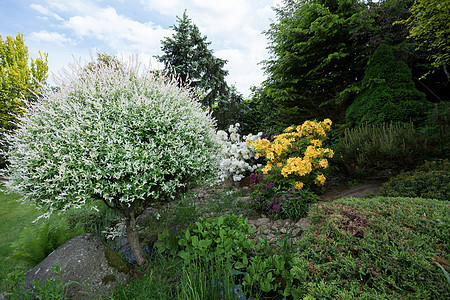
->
(30, 3), (64, 21)
(29, 30), (73, 46)
(63, 7), (172, 55)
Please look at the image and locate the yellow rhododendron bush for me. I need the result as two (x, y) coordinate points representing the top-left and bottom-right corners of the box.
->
(247, 119), (333, 190)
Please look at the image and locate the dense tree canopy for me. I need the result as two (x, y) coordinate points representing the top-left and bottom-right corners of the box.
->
(403, 0), (450, 81)
(156, 11), (229, 108)
(261, 0), (366, 127)
(248, 0), (448, 132)
(2, 57), (220, 266)
(0, 33), (48, 131)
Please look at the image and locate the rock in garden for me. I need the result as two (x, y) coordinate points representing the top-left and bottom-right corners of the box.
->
(23, 233), (129, 299)
(292, 228), (302, 236)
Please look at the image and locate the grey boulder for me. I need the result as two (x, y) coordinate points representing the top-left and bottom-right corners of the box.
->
(23, 233), (129, 299)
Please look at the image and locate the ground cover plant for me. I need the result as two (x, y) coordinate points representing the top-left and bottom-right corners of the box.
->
(293, 196), (450, 299)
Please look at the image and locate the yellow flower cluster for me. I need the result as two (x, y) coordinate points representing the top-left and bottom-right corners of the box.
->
(247, 119), (333, 189)
(315, 174), (326, 185)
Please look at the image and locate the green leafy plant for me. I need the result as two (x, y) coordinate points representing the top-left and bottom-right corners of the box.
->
(65, 203), (120, 242)
(176, 259), (247, 300)
(290, 196), (450, 299)
(12, 218), (84, 267)
(270, 189), (319, 221)
(5, 264), (78, 300)
(379, 159), (449, 200)
(243, 242), (301, 298)
(156, 214), (255, 271)
(335, 122), (430, 177)
(248, 173), (318, 220)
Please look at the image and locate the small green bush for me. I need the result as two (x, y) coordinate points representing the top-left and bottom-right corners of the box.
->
(12, 218), (84, 267)
(292, 196), (449, 299)
(379, 159), (449, 200)
(156, 214), (255, 270)
(334, 122), (429, 177)
(65, 204), (120, 241)
(248, 173), (318, 220)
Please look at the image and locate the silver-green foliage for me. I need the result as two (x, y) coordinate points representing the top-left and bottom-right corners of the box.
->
(2, 57), (220, 217)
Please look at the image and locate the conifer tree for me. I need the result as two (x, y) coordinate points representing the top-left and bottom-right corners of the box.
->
(346, 44), (430, 126)
(157, 11), (229, 108)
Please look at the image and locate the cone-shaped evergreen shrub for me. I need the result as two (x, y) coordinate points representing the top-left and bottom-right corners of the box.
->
(1, 56), (220, 265)
(346, 44), (430, 127)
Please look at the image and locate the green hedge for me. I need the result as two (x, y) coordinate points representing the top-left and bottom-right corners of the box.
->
(379, 159), (449, 201)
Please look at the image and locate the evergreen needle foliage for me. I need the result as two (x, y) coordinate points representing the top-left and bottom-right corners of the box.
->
(346, 44), (431, 127)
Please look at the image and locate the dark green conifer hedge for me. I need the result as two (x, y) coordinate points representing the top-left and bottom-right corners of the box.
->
(346, 44), (431, 127)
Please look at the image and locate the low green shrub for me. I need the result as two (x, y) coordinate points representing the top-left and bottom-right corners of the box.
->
(156, 214), (255, 270)
(292, 196), (450, 299)
(248, 173), (318, 220)
(334, 122), (430, 177)
(420, 102), (450, 159)
(12, 218), (84, 267)
(379, 159), (449, 200)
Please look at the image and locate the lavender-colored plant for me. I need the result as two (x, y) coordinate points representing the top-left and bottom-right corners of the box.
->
(1, 56), (220, 266)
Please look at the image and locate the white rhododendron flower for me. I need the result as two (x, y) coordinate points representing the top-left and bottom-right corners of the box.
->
(217, 123), (262, 182)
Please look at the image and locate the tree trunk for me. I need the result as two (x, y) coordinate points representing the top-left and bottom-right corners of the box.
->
(442, 62), (450, 82)
(125, 215), (148, 266)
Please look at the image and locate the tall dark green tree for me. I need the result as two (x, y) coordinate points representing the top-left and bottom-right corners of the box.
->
(157, 11), (229, 108)
(261, 0), (366, 127)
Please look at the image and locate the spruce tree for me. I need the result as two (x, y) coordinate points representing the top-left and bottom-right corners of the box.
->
(157, 11), (229, 108)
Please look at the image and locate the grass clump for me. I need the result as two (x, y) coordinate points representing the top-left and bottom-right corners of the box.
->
(292, 196), (449, 299)
(0, 187), (41, 290)
(334, 122), (430, 177)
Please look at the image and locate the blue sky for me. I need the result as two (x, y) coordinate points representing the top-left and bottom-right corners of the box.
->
(1, 0), (281, 97)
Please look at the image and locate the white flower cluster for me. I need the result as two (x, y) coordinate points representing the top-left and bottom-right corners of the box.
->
(217, 123), (262, 182)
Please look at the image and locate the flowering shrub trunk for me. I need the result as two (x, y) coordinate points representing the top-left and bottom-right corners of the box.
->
(1, 57), (220, 266)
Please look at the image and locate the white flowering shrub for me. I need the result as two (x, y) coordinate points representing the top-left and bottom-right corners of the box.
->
(217, 123), (262, 182)
(1, 57), (220, 265)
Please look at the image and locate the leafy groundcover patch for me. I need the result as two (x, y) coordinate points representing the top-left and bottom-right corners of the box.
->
(293, 196), (449, 299)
